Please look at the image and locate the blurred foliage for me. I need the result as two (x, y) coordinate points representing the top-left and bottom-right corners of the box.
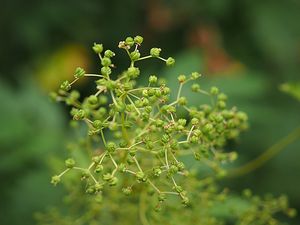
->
(1, 0), (300, 224)
(0, 79), (67, 225)
(280, 82), (300, 102)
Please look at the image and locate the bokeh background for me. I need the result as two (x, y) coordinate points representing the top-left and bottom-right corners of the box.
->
(0, 0), (300, 224)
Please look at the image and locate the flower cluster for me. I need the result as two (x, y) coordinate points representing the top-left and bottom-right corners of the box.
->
(43, 36), (298, 225)
(50, 36), (249, 207)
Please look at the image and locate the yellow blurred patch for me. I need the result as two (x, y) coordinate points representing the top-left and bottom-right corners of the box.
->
(35, 44), (90, 91)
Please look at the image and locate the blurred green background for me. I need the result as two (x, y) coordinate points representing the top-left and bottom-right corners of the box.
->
(1, 0), (300, 224)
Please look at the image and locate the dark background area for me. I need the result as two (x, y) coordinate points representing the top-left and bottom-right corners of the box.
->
(0, 0), (300, 224)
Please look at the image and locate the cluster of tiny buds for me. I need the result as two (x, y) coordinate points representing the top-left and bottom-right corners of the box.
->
(50, 35), (249, 210)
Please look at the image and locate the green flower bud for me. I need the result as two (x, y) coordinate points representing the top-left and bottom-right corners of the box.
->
(150, 48), (161, 57)
(92, 120), (103, 129)
(122, 186), (132, 195)
(174, 185), (183, 193)
(94, 165), (104, 173)
(92, 43), (103, 54)
(125, 37), (134, 46)
(108, 177), (118, 186)
(74, 67), (85, 79)
(217, 93), (227, 101)
(181, 196), (190, 206)
(169, 165), (178, 174)
(104, 50), (115, 58)
(177, 75), (186, 83)
(191, 72), (201, 80)
(130, 50), (141, 61)
(134, 35), (143, 45)
(103, 173), (113, 181)
(191, 118), (199, 125)
(136, 171), (147, 182)
(101, 66), (112, 76)
(149, 75), (158, 84)
(118, 163), (126, 173)
(153, 167), (162, 177)
(177, 163), (185, 172)
(217, 100), (226, 109)
(101, 57), (112, 66)
(191, 83), (200, 92)
(106, 142), (117, 153)
(99, 95), (108, 105)
(166, 57), (175, 66)
(178, 119), (187, 126)
(60, 80), (71, 91)
(94, 183), (103, 192)
(210, 86), (219, 95)
(127, 67), (140, 78)
(65, 158), (75, 168)
(88, 95), (98, 104)
(178, 97), (187, 105)
(51, 175), (61, 186)
(158, 193), (166, 202)
(73, 109), (85, 120)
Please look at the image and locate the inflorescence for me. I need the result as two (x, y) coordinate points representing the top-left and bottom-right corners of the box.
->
(50, 35), (250, 209)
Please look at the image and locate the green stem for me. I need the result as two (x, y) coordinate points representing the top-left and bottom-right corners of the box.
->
(228, 126), (300, 177)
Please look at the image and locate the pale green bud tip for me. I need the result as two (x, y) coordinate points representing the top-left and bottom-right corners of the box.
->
(74, 67), (85, 78)
(51, 175), (61, 186)
(150, 48), (161, 57)
(60, 80), (71, 91)
(106, 142), (117, 153)
(92, 43), (103, 54)
(104, 50), (115, 58)
(125, 37), (134, 46)
(134, 35), (143, 45)
(210, 86), (219, 95)
(149, 75), (158, 84)
(65, 158), (76, 168)
(101, 57), (112, 66)
(130, 50), (141, 61)
(73, 109), (85, 120)
(166, 57), (175, 66)
(191, 72), (201, 80)
(177, 75), (186, 83)
(191, 83), (200, 92)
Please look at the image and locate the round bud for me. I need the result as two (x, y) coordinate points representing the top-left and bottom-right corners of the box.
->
(125, 37), (134, 46)
(73, 109), (85, 120)
(191, 83), (200, 92)
(130, 50), (141, 61)
(65, 158), (75, 168)
(210, 86), (219, 95)
(74, 67), (85, 78)
(106, 142), (116, 153)
(166, 57), (175, 66)
(127, 67), (140, 78)
(60, 80), (71, 91)
(149, 75), (158, 84)
(101, 57), (112, 66)
(99, 95), (108, 105)
(101, 66), (112, 76)
(178, 97), (187, 105)
(122, 187), (132, 195)
(191, 72), (201, 80)
(51, 175), (61, 186)
(104, 50), (115, 58)
(134, 35), (143, 45)
(136, 171), (147, 182)
(92, 43), (103, 54)
(150, 48), (161, 57)
(191, 118), (199, 125)
(177, 75), (186, 83)
(94, 165), (104, 173)
(88, 95), (98, 104)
